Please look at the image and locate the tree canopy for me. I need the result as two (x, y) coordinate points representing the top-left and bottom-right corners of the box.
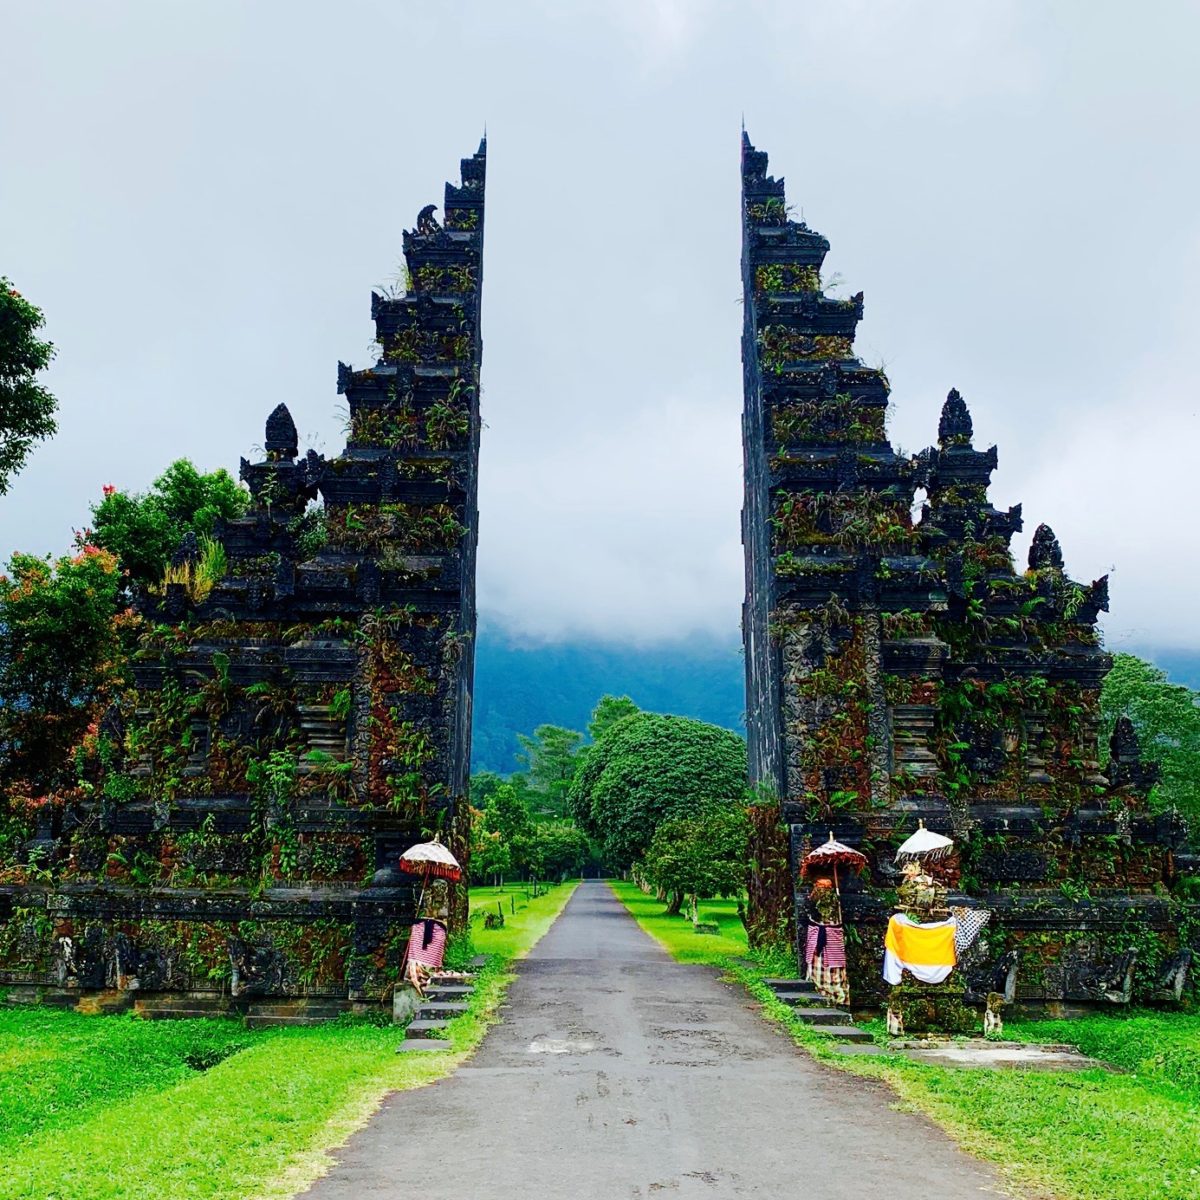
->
(89, 458), (248, 588)
(1101, 652), (1200, 825)
(642, 803), (750, 919)
(0, 279), (57, 495)
(570, 712), (747, 866)
(516, 723), (583, 816)
(587, 694), (639, 742)
(0, 547), (127, 791)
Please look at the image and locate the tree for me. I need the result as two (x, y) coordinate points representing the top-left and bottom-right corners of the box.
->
(570, 712), (748, 867)
(530, 820), (592, 881)
(90, 458), (248, 588)
(516, 724), (583, 816)
(1101, 653), (1200, 824)
(468, 805), (511, 885)
(478, 781), (538, 877)
(0, 547), (127, 791)
(587, 694), (640, 743)
(0, 279), (57, 495)
(469, 770), (506, 809)
(643, 804), (750, 921)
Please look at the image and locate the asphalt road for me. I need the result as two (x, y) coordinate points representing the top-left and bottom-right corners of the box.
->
(300, 880), (1003, 1198)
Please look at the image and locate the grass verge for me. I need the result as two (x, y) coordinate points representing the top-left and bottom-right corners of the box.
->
(611, 880), (1200, 1200)
(0, 881), (578, 1200)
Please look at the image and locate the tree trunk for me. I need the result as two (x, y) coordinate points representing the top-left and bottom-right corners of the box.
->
(689, 894), (698, 926)
(665, 890), (684, 916)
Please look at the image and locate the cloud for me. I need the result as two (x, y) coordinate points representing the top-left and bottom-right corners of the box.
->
(2, 1), (1198, 650)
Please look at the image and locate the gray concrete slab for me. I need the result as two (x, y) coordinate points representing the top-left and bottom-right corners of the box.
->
(301, 880), (1004, 1199)
(897, 1039), (1109, 1071)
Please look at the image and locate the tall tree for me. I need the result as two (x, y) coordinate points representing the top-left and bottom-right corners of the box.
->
(483, 781), (537, 875)
(0, 279), (57, 495)
(89, 458), (248, 588)
(570, 712), (747, 867)
(469, 770), (506, 809)
(516, 724), (584, 816)
(587, 694), (640, 742)
(1101, 652), (1200, 824)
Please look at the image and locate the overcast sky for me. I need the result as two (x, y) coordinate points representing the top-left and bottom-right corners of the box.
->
(3, 1), (1197, 653)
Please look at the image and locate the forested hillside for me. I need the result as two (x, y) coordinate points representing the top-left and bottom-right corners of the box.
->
(471, 632), (745, 773)
(470, 632), (1199, 776)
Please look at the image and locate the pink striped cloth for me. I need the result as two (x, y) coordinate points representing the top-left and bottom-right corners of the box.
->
(805, 922), (847, 969)
(406, 919), (447, 969)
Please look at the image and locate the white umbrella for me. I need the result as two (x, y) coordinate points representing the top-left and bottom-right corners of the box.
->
(399, 837), (462, 882)
(894, 819), (954, 863)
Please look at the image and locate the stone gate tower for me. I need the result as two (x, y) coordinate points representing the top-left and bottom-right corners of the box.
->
(739, 134), (1188, 1006)
(0, 142), (486, 1016)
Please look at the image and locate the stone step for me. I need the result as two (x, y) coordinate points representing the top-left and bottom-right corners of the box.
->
(405, 1019), (451, 1039)
(245, 1014), (329, 1029)
(424, 984), (473, 999)
(765, 978), (817, 993)
(777, 993), (834, 1010)
(246, 1002), (346, 1019)
(786, 1006), (851, 1026)
(415, 1001), (470, 1020)
(397, 1039), (453, 1053)
(812, 1024), (874, 1044)
(141, 1008), (231, 1021)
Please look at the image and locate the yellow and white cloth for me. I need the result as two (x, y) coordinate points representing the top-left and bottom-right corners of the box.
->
(883, 913), (957, 985)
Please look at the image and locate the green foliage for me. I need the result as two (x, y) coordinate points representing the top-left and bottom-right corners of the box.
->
(516, 723), (583, 816)
(570, 712), (748, 866)
(0, 278), (57, 495)
(158, 535), (227, 602)
(1101, 653), (1200, 825)
(587, 694), (640, 743)
(468, 770), (506, 808)
(642, 804), (750, 920)
(0, 547), (125, 789)
(286, 505), (328, 560)
(90, 458), (249, 588)
(481, 781), (535, 875)
(528, 820), (591, 880)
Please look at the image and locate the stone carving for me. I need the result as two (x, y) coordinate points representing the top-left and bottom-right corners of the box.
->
(416, 203), (441, 234)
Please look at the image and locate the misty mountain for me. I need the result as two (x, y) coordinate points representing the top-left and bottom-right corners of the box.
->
(469, 632), (1199, 776)
(471, 632), (745, 774)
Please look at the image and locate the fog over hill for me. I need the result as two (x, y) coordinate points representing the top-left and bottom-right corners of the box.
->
(470, 628), (1199, 776)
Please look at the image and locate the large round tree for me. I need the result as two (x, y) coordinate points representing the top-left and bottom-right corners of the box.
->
(570, 712), (747, 867)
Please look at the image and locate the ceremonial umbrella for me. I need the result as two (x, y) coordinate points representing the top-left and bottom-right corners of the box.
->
(800, 832), (868, 894)
(399, 837), (462, 882)
(894, 819), (955, 864)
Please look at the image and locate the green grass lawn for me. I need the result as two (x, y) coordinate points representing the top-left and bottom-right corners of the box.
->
(611, 880), (1200, 1200)
(0, 881), (577, 1200)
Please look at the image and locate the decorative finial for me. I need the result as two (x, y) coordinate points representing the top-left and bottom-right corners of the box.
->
(1028, 523), (1064, 571)
(264, 403), (298, 461)
(938, 388), (973, 448)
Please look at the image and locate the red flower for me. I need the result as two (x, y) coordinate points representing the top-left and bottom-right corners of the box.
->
(102, 484), (116, 497)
